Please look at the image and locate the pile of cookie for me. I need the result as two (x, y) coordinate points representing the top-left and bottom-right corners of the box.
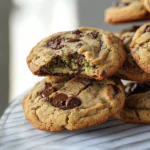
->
(23, 0), (150, 132)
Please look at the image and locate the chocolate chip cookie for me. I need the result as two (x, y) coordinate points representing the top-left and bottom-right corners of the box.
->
(23, 76), (125, 131)
(130, 23), (150, 74)
(27, 27), (126, 80)
(105, 0), (150, 24)
(114, 82), (150, 124)
(116, 26), (150, 82)
(141, 0), (150, 13)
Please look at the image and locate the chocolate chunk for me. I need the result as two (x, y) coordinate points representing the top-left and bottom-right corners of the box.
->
(42, 87), (57, 98)
(101, 70), (107, 78)
(77, 43), (82, 48)
(111, 85), (119, 96)
(65, 38), (80, 42)
(44, 83), (52, 89)
(51, 93), (68, 109)
(71, 29), (83, 38)
(148, 0), (150, 5)
(66, 97), (81, 109)
(113, 1), (130, 7)
(125, 82), (150, 97)
(41, 83), (57, 101)
(47, 37), (64, 49)
(71, 29), (82, 34)
(40, 66), (49, 74)
(144, 26), (150, 33)
(88, 31), (99, 39)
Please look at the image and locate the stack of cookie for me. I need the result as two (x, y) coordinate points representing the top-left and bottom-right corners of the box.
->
(23, 27), (127, 131)
(105, 0), (150, 124)
(23, 0), (150, 132)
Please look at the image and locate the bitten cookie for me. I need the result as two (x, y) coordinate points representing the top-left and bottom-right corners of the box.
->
(114, 82), (150, 124)
(23, 76), (125, 131)
(130, 23), (150, 74)
(141, 0), (150, 13)
(105, 0), (150, 24)
(27, 27), (126, 80)
(116, 26), (150, 82)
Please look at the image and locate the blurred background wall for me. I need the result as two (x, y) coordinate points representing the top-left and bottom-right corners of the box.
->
(0, 0), (145, 115)
(0, 0), (10, 115)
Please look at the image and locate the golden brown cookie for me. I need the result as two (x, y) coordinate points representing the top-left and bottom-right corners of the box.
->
(23, 76), (125, 131)
(141, 0), (150, 13)
(105, 0), (150, 24)
(27, 27), (126, 80)
(130, 23), (150, 74)
(114, 82), (150, 124)
(116, 26), (150, 82)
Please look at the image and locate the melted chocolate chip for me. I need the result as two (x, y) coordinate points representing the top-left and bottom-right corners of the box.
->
(47, 37), (64, 49)
(125, 82), (150, 97)
(77, 43), (82, 48)
(39, 66), (49, 74)
(41, 83), (57, 101)
(113, 1), (130, 7)
(71, 29), (83, 38)
(65, 38), (80, 42)
(42, 87), (57, 98)
(88, 31), (99, 39)
(111, 85), (119, 96)
(144, 26), (150, 33)
(66, 97), (81, 109)
(71, 29), (82, 34)
(51, 93), (68, 108)
(101, 70), (107, 78)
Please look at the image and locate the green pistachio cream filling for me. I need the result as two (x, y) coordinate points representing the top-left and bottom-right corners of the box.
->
(40, 53), (96, 76)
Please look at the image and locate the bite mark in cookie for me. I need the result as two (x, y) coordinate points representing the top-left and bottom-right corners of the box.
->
(27, 27), (126, 80)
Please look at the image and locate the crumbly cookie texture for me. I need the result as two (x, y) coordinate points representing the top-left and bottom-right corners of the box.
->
(130, 23), (150, 74)
(105, 0), (150, 24)
(114, 91), (150, 124)
(116, 26), (150, 82)
(27, 27), (126, 80)
(141, 0), (150, 13)
(23, 76), (125, 132)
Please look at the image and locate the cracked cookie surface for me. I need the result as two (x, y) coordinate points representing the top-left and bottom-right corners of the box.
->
(105, 0), (150, 24)
(141, 0), (150, 13)
(114, 82), (150, 124)
(23, 76), (125, 131)
(27, 27), (126, 80)
(116, 26), (150, 81)
(130, 23), (150, 74)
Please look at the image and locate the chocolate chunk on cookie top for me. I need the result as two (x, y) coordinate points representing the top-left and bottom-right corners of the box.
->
(27, 27), (126, 80)
(105, 0), (150, 24)
(130, 23), (150, 74)
(23, 76), (125, 131)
